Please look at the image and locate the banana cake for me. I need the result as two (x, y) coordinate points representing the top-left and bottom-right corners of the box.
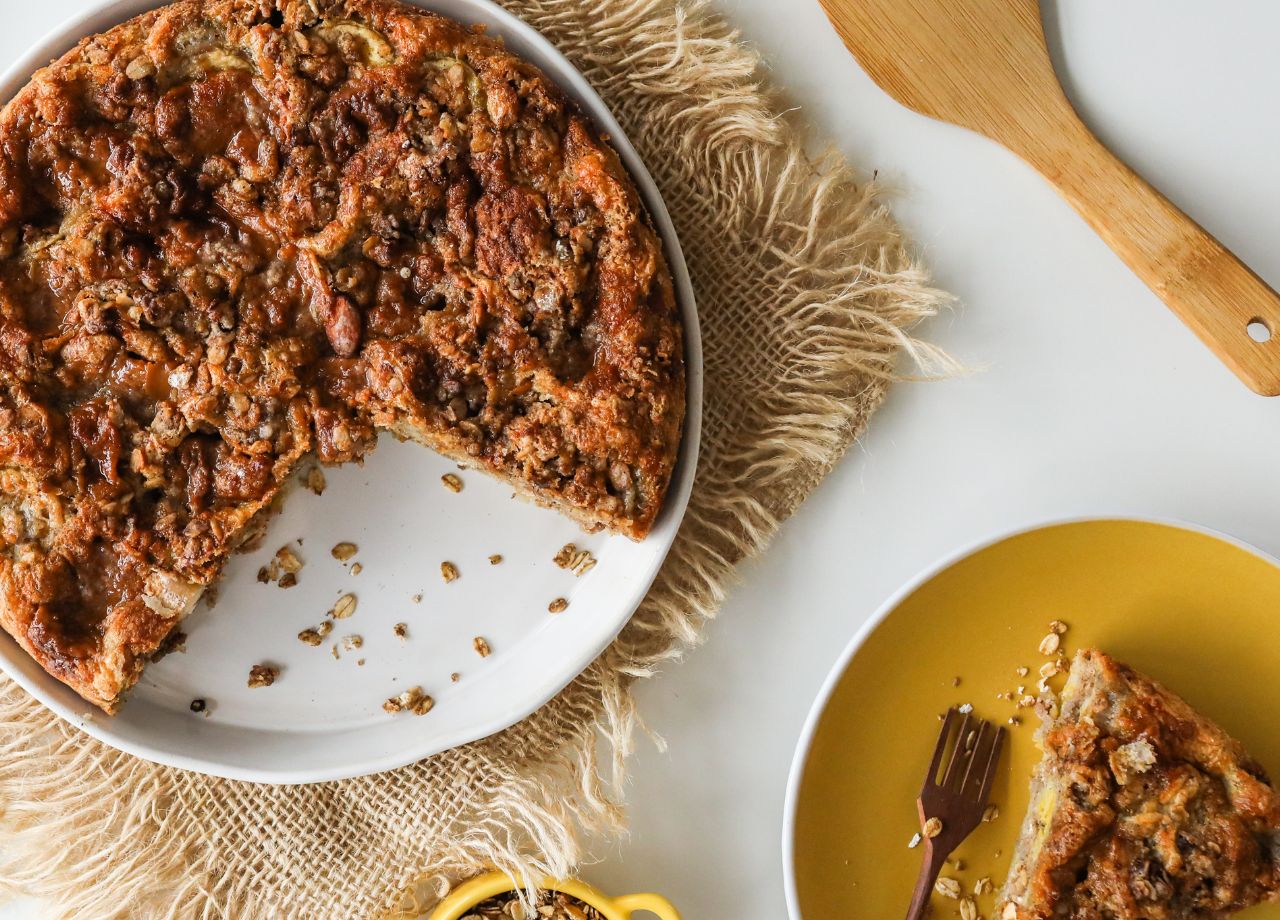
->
(998, 649), (1280, 920)
(0, 0), (685, 711)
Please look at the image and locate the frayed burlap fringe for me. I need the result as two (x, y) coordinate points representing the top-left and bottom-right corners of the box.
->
(0, 1), (951, 917)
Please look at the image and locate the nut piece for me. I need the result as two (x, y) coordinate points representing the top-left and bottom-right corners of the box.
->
(331, 542), (358, 561)
(1038, 632), (1061, 656)
(934, 877), (961, 899)
(350, 562), (363, 576)
(1049, 619), (1068, 635)
(473, 636), (491, 658)
(440, 561), (459, 583)
(553, 543), (597, 576)
(247, 664), (279, 688)
(278, 573), (297, 589)
(441, 473), (463, 493)
(923, 817), (943, 838)
(548, 597), (569, 614)
(275, 545), (303, 574)
(383, 686), (434, 716)
(325, 293), (362, 356)
(298, 627), (324, 646)
(331, 593), (358, 619)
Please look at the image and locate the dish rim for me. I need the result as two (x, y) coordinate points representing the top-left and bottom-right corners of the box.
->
(780, 514), (1280, 919)
(0, 0), (704, 783)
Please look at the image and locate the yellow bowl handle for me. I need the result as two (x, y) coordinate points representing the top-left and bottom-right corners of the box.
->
(610, 892), (683, 920)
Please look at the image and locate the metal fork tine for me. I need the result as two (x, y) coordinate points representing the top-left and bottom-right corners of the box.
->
(941, 712), (972, 788)
(977, 725), (1007, 802)
(924, 708), (958, 790)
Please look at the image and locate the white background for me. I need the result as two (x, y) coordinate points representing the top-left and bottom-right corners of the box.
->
(3, 1), (1279, 917)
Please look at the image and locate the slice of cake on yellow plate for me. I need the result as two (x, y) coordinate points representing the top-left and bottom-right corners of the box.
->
(998, 648), (1280, 920)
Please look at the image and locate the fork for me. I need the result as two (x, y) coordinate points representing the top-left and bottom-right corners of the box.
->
(905, 708), (1006, 920)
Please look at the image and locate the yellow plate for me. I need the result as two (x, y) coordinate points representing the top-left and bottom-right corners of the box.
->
(783, 518), (1280, 919)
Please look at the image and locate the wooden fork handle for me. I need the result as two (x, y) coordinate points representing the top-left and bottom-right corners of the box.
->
(1012, 114), (1280, 396)
(905, 842), (949, 920)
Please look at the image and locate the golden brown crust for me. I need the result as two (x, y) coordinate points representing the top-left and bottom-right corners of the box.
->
(998, 649), (1280, 920)
(0, 0), (684, 710)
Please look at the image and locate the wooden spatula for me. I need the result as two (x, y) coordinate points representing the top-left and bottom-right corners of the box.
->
(818, 0), (1280, 395)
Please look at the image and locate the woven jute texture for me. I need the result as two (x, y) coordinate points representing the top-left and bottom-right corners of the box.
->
(0, 1), (948, 917)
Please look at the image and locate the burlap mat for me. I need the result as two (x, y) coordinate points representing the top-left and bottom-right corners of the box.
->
(0, 1), (948, 917)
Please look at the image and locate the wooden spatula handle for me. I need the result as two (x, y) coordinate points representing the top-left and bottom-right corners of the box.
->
(1018, 116), (1280, 396)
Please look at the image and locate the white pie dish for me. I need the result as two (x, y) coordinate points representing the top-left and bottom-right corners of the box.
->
(0, 0), (702, 783)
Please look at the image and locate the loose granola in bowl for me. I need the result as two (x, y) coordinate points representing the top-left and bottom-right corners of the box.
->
(427, 872), (681, 920)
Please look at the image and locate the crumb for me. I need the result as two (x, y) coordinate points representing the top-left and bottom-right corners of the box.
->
(932, 879), (960, 899)
(316, 621), (333, 638)
(412, 593), (423, 604)
(923, 817), (943, 838)
(331, 542), (358, 561)
(907, 832), (921, 849)
(330, 593), (357, 619)
(952, 676), (962, 687)
(357, 658), (365, 666)
(473, 636), (491, 658)
(440, 561), (459, 583)
(450, 672), (460, 683)
(393, 622), (408, 640)
(256, 566), (270, 583)
(441, 473), (463, 493)
(278, 572), (297, 589)
(275, 545), (303, 574)
(298, 627), (324, 646)
(548, 597), (568, 614)
(305, 466), (326, 495)
(958, 702), (973, 714)
(248, 664), (279, 688)
(350, 562), (363, 576)
(342, 634), (363, 651)
(384, 686), (434, 715)
(488, 554), (502, 565)
(553, 543), (597, 576)
(330, 645), (339, 660)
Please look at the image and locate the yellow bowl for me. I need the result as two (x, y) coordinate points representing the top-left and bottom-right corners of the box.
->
(428, 872), (682, 920)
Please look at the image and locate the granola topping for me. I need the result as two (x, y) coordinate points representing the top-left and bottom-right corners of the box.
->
(247, 664), (279, 688)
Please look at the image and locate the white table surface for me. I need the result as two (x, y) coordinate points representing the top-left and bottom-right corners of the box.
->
(3, 1), (1279, 918)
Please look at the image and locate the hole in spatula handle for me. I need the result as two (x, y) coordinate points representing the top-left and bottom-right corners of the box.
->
(1247, 319), (1272, 344)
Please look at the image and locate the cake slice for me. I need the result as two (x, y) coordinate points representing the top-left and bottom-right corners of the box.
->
(998, 649), (1280, 920)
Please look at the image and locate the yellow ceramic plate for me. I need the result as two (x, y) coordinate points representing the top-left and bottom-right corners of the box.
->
(783, 518), (1280, 919)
